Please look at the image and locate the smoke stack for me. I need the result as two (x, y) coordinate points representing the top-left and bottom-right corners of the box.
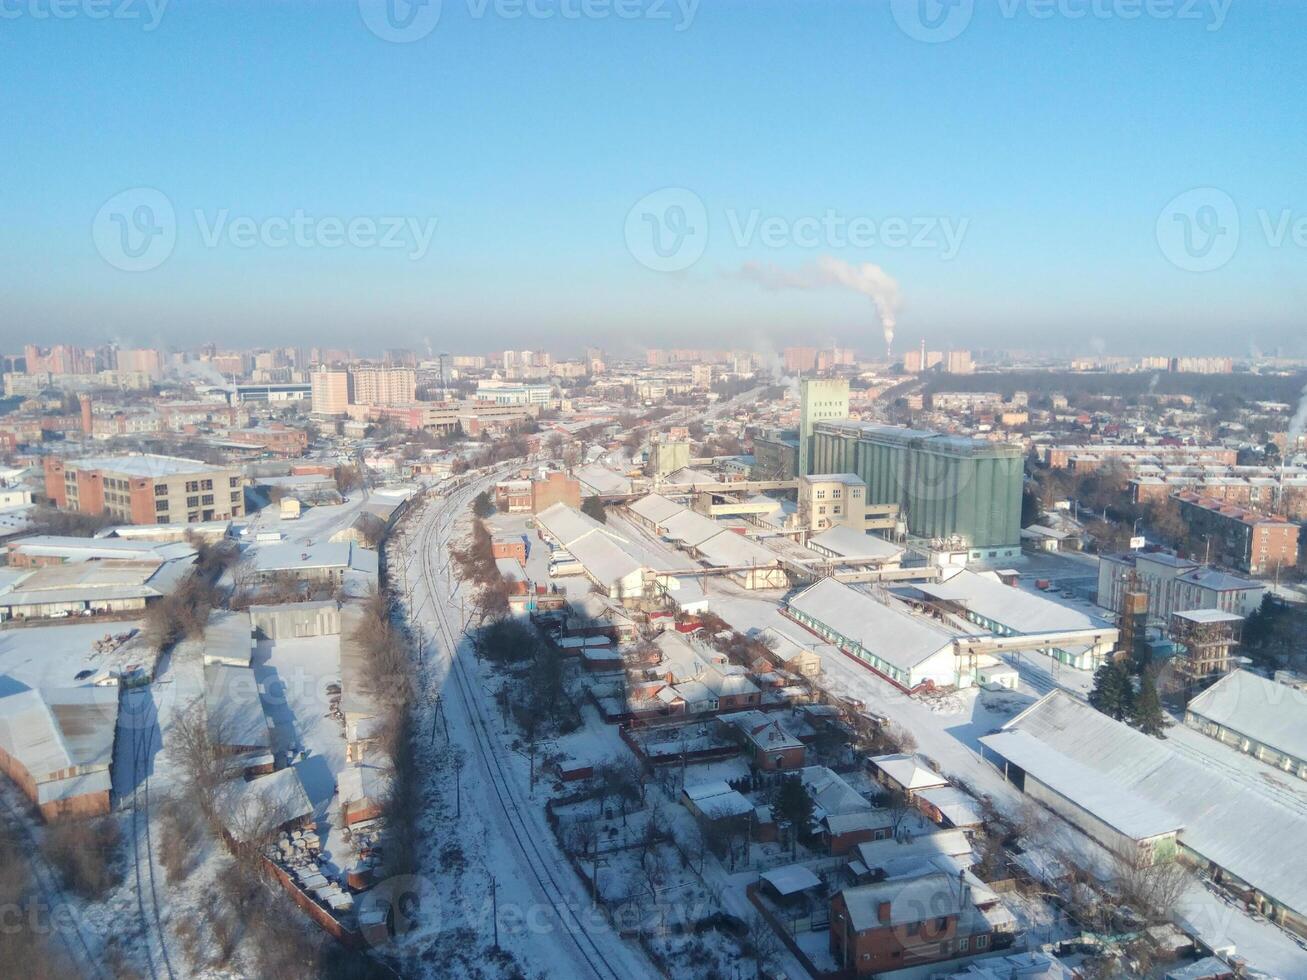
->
(80, 396), (92, 435)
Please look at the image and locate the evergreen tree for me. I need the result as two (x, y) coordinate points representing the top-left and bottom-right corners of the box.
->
(1089, 661), (1134, 721)
(471, 491), (494, 518)
(1131, 667), (1166, 737)
(774, 776), (815, 856)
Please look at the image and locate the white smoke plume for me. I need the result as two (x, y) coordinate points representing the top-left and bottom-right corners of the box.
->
(733, 256), (900, 349)
(1289, 382), (1307, 441)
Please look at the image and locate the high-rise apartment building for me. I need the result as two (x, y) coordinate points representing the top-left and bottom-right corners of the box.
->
(311, 366), (352, 415)
(116, 348), (164, 379)
(945, 350), (974, 374)
(350, 366), (416, 406)
(24, 344), (95, 376)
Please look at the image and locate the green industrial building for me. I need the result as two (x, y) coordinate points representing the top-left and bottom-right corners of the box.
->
(808, 421), (1024, 559)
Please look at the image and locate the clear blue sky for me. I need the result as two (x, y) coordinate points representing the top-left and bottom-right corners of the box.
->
(1, 0), (1304, 357)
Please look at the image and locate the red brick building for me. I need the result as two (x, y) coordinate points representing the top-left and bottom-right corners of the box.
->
(831, 872), (992, 975)
(225, 423), (309, 456)
(491, 534), (528, 562)
(1175, 492), (1300, 576)
(44, 454), (244, 524)
(531, 471), (581, 514)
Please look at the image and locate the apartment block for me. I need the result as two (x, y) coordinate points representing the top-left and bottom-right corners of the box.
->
(310, 366), (352, 415)
(1174, 493), (1299, 576)
(44, 454), (245, 524)
(350, 366), (416, 406)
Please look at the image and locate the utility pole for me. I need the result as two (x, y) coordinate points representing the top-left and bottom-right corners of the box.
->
(490, 874), (499, 950)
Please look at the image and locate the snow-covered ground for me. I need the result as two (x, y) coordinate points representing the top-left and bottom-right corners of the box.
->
(598, 503), (1307, 978)
(394, 472), (663, 979)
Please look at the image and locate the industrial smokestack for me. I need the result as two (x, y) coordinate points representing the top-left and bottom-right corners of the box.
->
(80, 396), (92, 435)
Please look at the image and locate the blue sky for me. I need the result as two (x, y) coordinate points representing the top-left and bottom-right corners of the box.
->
(0, 0), (1304, 356)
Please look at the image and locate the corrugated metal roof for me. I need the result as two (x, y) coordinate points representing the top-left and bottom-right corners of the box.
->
(1187, 670), (1307, 764)
(993, 691), (1307, 915)
(788, 578), (961, 673)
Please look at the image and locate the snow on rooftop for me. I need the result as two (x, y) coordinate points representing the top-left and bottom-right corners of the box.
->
(808, 525), (903, 561)
(1186, 669), (1307, 765)
(988, 690), (1307, 916)
(64, 453), (228, 477)
(788, 578), (962, 673)
(919, 569), (1111, 636)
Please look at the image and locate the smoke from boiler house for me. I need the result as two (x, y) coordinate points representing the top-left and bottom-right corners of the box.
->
(733, 256), (900, 354)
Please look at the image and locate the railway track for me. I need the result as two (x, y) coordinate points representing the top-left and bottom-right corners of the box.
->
(0, 787), (104, 979)
(412, 475), (627, 980)
(126, 691), (176, 980)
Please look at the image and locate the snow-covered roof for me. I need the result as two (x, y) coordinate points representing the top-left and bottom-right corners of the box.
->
(338, 762), (393, 805)
(808, 525), (903, 561)
(916, 785), (984, 827)
(0, 556), (195, 608)
(682, 781), (752, 819)
(63, 453), (227, 477)
(202, 610), (253, 666)
(1172, 608), (1244, 625)
(204, 663), (271, 750)
(788, 578), (962, 673)
(5, 535), (196, 563)
(987, 690), (1307, 916)
(800, 765), (871, 818)
(854, 829), (973, 872)
(218, 768), (314, 841)
(249, 540), (374, 574)
(693, 529), (779, 569)
(573, 463), (631, 496)
(0, 677), (117, 795)
(565, 530), (644, 586)
(870, 753), (949, 792)
(1186, 670), (1307, 764)
(660, 509), (726, 549)
(918, 569), (1110, 635)
(839, 871), (967, 930)
(628, 493), (683, 525)
(760, 864), (822, 896)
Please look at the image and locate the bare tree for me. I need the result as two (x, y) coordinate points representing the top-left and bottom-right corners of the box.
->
(744, 910), (783, 979)
(1114, 851), (1190, 924)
